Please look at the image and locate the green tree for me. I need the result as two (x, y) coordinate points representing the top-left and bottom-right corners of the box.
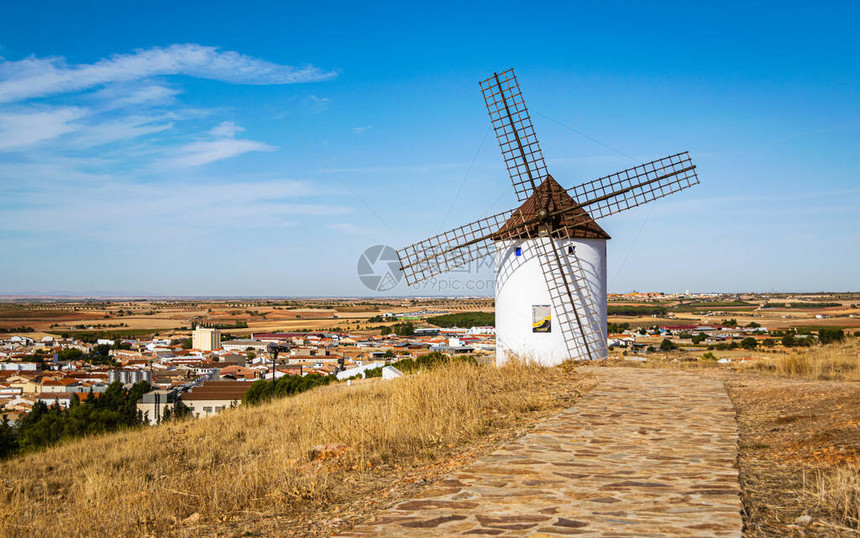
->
(57, 348), (83, 361)
(0, 415), (18, 458)
(740, 337), (758, 350)
(692, 332), (708, 344)
(660, 339), (676, 351)
(818, 328), (845, 345)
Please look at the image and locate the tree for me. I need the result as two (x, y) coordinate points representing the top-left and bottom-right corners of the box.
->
(393, 322), (414, 336)
(0, 415), (17, 458)
(818, 328), (845, 345)
(380, 326), (392, 335)
(57, 348), (83, 362)
(721, 319), (738, 327)
(781, 334), (797, 347)
(692, 333), (708, 345)
(181, 339), (193, 349)
(746, 322), (761, 328)
(660, 339), (676, 352)
(740, 337), (758, 350)
(247, 352), (256, 360)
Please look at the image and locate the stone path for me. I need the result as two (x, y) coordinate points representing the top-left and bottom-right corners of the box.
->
(342, 367), (742, 536)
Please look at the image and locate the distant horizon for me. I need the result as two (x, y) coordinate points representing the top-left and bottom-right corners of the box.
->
(1, 290), (857, 301)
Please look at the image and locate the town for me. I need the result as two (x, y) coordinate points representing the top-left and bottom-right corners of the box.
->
(2, 293), (857, 444)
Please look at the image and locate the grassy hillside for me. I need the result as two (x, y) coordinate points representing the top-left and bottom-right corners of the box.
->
(0, 360), (590, 536)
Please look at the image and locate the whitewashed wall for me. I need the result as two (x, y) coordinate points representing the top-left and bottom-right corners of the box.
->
(495, 238), (607, 366)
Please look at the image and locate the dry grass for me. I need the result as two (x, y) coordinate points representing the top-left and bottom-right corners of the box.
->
(806, 465), (860, 531)
(0, 360), (587, 537)
(612, 339), (860, 382)
(768, 340), (860, 381)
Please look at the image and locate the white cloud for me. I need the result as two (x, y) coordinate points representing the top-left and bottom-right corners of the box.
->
(0, 177), (350, 242)
(166, 138), (276, 167)
(0, 106), (85, 150)
(304, 95), (330, 113)
(352, 125), (372, 135)
(209, 121), (244, 138)
(0, 44), (337, 103)
(69, 115), (173, 148)
(93, 82), (181, 109)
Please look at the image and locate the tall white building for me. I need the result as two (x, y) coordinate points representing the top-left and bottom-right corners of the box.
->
(192, 327), (221, 351)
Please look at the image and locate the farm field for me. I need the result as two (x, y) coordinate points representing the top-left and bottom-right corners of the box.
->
(0, 297), (496, 339)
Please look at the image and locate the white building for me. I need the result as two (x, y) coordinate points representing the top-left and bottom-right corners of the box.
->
(192, 327), (221, 351)
(221, 339), (268, 352)
(466, 326), (495, 335)
(494, 178), (608, 366)
(336, 362), (385, 381)
(136, 389), (179, 424)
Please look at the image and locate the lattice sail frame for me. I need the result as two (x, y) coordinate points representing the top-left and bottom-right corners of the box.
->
(534, 236), (608, 361)
(480, 69), (548, 202)
(397, 151), (698, 285)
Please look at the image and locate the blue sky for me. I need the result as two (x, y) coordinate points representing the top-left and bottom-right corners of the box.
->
(0, 1), (857, 296)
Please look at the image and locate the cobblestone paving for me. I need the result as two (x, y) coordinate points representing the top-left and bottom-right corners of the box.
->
(342, 367), (742, 536)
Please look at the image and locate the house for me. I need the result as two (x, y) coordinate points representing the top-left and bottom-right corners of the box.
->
(180, 381), (252, 418)
(220, 339), (269, 352)
(218, 365), (257, 380)
(40, 378), (80, 393)
(137, 389), (180, 425)
(37, 392), (76, 408)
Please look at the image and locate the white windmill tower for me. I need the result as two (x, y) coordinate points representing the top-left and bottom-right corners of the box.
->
(397, 68), (699, 366)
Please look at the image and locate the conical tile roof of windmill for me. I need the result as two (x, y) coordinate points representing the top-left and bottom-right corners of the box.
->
(492, 175), (611, 240)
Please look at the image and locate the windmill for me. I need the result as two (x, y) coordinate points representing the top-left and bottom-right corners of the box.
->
(396, 69), (699, 365)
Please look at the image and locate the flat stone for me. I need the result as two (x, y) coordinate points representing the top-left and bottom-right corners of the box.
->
(340, 368), (743, 537)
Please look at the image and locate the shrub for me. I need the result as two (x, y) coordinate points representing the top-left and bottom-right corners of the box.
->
(740, 337), (758, 350)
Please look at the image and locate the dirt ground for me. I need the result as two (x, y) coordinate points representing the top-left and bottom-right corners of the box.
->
(723, 372), (859, 536)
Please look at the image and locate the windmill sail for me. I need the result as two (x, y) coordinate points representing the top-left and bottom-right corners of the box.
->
(480, 69), (548, 202)
(533, 236), (607, 360)
(398, 153), (698, 285)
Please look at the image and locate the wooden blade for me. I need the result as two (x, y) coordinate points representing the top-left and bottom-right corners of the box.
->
(567, 152), (698, 223)
(399, 152), (699, 285)
(397, 209), (515, 286)
(480, 69), (548, 202)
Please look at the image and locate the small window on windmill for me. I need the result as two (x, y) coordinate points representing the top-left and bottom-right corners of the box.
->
(515, 247), (522, 257)
(568, 245), (575, 255)
(532, 305), (551, 333)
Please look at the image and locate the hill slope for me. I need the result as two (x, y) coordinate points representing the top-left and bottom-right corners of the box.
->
(0, 361), (590, 536)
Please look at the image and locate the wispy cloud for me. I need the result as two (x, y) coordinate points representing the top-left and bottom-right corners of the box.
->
(69, 115), (173, 149)
(304, 95), (330, 113)
(0, 177), (350, 242)
(92, 82), (181, 110)
(352, 125), (372, 135)
(0, 106), (85, 150)
(166, 138), (275, 167)
(162, 120), (275, 167)
(0, 44), (337, 103)
(209, 121), (243, 138)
